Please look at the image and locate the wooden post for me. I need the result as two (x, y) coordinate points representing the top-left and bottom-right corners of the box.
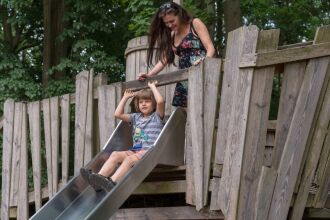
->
(98, 82), (122, 150)
(1, 99), (15, 220)
(74, 70), (94, 174)
(42, 98), (53, 198)
(93, 73), (108, 154)
(210, 26), (258, 220)
(17, 103), (28, 219)
(237, 29), (279, 220)
(28, 101), (42, 210)
(187, 58), (221, 210)
(60, 94), (71, 186)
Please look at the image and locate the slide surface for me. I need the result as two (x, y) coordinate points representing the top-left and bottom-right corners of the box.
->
(30, 108), (186, 220)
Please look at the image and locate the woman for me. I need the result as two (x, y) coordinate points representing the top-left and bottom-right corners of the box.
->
(138, 1), (215, 108)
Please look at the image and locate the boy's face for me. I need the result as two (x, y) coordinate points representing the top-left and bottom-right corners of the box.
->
(138, 98), (153, 116)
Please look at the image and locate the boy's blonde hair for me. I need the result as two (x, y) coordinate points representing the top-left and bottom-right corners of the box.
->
(134, 89), (156, 112)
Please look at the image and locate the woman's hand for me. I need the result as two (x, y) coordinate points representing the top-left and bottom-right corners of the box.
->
(123, 89), (135, 99)
(138, 72), (149, 81)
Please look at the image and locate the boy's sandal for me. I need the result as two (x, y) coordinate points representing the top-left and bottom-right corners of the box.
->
(80, 167), (102, 192)
(90, 173), (116, 192)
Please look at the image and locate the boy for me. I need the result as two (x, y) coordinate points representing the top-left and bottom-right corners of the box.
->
(81, 80), (164, 191)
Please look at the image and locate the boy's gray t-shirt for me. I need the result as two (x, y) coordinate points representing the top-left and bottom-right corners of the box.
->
(130, 112), (164, 150)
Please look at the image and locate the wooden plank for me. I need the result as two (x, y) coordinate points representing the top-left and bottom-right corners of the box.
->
(1, 99), (15, 220)
(17, 104), (28, 220)
(50, 97), (59, 193)
(10, 102), (23, 206)
(255, 166), (277, 220)
(164, 63), (177, 116)
(123, 69), (188, 91)
(210, 26), (259, 220)
(112, 206), (224, 220)
(60, 94), (70, 185)
(84, 71), (93, 165)
(314, 121), (330, 189)
(268, 56), (330, 220)
(291, 67), (330, 218)
(98, 84), (117, 149)
(202, 58), (222, 206)
(74, 70), (89, 174)
(271, 63), (306, 169)
(42, 98), (53, 198)
(133, 180), (186, 195)
(165, 83), (176, 116)
(93, 73), (108, 154)
(211, 24), (244, 209)
(125, 37), (137, 81)
(313, 134), (330, 208)
(237, 29), (279, 220)
(240, 42), (330, 68)
(115, 82), (123, 126)
(27, 101), (42, 210)
(188, 63), (204, 211)
(185, 118), (195, 205)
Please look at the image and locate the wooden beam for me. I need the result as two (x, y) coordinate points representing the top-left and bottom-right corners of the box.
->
(304, 208), (330, 219)
(240, 42), (330, 68)
(123, 69), (188, 91)
(112, 206), (224, 220)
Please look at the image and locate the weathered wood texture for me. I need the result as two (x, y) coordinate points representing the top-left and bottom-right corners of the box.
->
(291, 53), (330, 219)
(210, 26), (259, 220)
(28, 101), (42, 210)
(1, 100), (15, 220)
(60, 94), (70, 185)
(187, 58), (221, 210)
(268, 26), (330, 220)
(17, 104), (28, 220)
(10, 103), (24, 206)
(237, 29), (280, 220)
(240, 42), (330, 68)
(112, 206), (224, 220)
(74, 70), (94, 174)
(98, 82), (122, 149)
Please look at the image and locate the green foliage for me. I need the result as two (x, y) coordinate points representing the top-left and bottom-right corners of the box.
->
(53, 0), (132, 81)
(241, 0), (330, 44)
(125, 0), (159, 36)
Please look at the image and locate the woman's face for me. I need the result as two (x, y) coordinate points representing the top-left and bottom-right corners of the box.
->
(162, 13), (180, 31)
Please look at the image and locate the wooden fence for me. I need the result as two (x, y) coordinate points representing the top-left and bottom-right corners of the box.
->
(1, 25), (330, 220)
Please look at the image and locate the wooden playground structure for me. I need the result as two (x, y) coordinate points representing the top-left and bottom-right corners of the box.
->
(1, 25), (330, 219)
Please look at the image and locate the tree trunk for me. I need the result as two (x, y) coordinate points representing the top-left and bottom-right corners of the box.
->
(1, 5), (22, 53)
(223, 0), (241, 33)
(42, 0), (68, 86)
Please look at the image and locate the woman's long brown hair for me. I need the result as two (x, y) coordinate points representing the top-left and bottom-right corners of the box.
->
(147, 2), (192, 69)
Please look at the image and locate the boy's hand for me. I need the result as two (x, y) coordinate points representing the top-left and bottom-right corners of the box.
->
(148, 80), (158, 88)
(123, 89), (135, 99)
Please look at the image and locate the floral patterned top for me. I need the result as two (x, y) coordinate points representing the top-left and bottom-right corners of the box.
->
(172, 20), (206, 69)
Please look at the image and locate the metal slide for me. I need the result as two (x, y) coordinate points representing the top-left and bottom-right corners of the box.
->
(30, 108), (186, 220)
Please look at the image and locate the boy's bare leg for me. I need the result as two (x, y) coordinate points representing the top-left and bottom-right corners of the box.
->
(111, 150), (146, 182)
(98, 151), (128, 177)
